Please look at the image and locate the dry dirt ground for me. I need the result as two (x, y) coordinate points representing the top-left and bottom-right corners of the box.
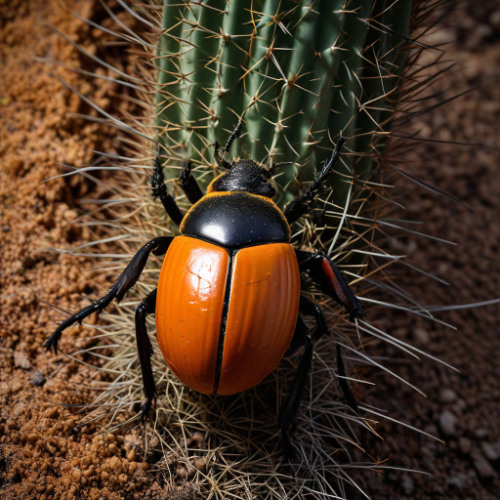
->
(1, 1), (499, 499)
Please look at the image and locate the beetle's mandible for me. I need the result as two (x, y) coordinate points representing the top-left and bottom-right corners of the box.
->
(45, 125), (363, 455)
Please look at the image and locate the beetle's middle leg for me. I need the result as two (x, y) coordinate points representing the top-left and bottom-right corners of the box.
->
(44, 236), (172, 353)
(296, 249), (364, 321)
(135, 288), (158, 418)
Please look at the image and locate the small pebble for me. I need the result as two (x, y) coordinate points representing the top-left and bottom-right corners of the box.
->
(11, 380), (23, 393)
(12, 402), (26, 418)
(471, 451), (497, 480)
(474, 428), (489, 440)
(439, 410), (458, 437)
(459, 437), (472, 455)
(413, 327), (429, 345)
(482, 442), (500, 462)
(447, 476), (462, 488)
(14, 351), (31, 370)
(439, 388), (457, 403)
(30, 370), (46, 387)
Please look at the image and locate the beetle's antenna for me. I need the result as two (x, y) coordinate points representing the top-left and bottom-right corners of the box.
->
(215, 118), (244, 169)
(318, 132), (344, 181)
(223, 117), (244, 153)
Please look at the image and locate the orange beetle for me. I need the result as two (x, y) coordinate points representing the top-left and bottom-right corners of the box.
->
(45, 132), (363, 454)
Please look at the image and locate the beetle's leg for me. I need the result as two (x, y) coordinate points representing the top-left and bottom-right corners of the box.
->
(295, 249), (363, 321)
(135, 289), (157, 418)
(279, 297), (360, 457)
(179, 160), (204, 204)
(336, 344), (360, 414)
(152, 154), (184, 225)
(214, 118), (243, 169)
(283, 136), (345, 224)
(285, 297), (327, 358)
(299, 296), (360, 413)
(278, 314), (312, 458)
(279, 297), (332, 456)
(44, 236), (173, 353)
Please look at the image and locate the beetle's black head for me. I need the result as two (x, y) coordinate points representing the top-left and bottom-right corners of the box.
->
(209, 159), (276, 198)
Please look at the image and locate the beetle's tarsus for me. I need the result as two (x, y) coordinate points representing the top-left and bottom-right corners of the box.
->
(138, 396), (156, 421)
(44, 330), (62, 354)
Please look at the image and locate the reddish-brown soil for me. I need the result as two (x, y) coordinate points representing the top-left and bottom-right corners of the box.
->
(1, 1), (499, 499)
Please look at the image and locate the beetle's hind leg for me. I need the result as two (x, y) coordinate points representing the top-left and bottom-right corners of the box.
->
(278, 314), (313, 458)
(278, 296), (359, 458)
(44, 236), (172, 353)
(279, 296), (329, 457)
(135, 289), (158, 418)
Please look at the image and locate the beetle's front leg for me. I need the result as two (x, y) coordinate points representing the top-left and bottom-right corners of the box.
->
(135, 289), (158, 418)
(44, 236), (172, 353)
(295, 249), (363, 321)
(283, 137), (344, 224)
(152, 154), (184, 225)
(179, 160), (204, 204)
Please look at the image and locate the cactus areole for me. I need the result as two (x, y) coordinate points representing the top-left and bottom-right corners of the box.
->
(45, 133), (363, 454)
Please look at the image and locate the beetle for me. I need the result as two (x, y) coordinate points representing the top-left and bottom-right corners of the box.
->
(45, 125), (363, 454)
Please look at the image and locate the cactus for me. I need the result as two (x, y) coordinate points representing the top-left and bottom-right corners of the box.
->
(156, 1), (410, 208)
(48, 1), (456, 498)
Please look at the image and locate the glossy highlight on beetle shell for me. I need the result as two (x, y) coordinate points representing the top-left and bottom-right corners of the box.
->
(155, 236), (300, 395)
(156, 237), (228, 394)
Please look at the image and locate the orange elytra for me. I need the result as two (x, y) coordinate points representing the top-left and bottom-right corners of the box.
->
(156, 236), (300, 395)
